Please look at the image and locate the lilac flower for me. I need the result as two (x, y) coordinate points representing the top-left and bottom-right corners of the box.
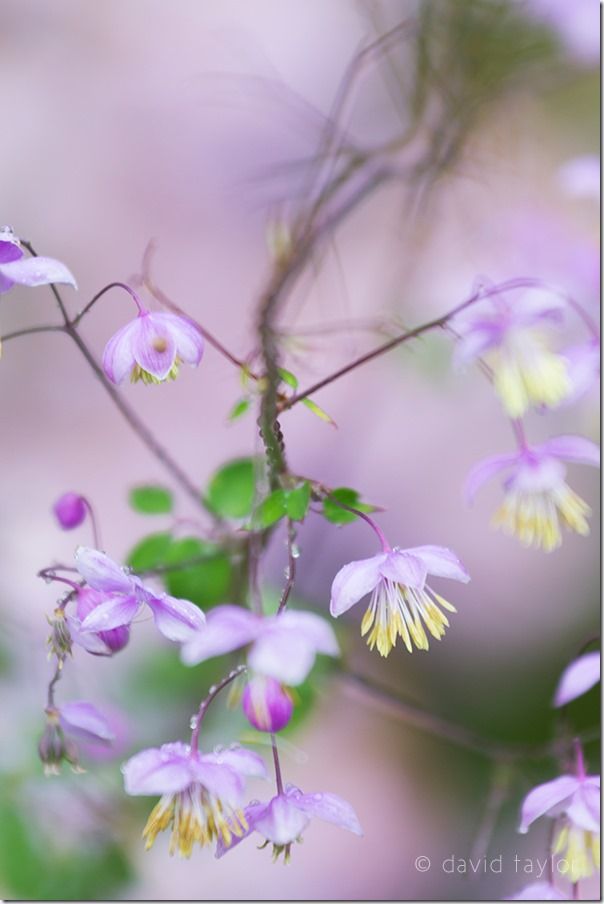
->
(452, 290), (571, 417)
(242, 676), (293, 733)
(560, 337), (600, 405)
(66, 587), (130, 656)
(103, 308), (203, 385)
(53, 492), (87, 529)
(507, 882), (566, 901)
(554, 652), (600, 707)
(122, 740), (266, 857)
(519, 768), (600, 883)
(39, 700), (114, 775)
(330, 545), (469, 657)
(180, 606), (338, 686)
(216, 783), (362, 862)
(466, 435), (600, 551)
(0, 226), (76, 295)
(74, 546), (204, 642)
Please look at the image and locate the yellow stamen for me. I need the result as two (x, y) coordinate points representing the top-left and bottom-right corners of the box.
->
(490, 332), (571, 418)
(492, 483), (591, 551)
(553, 824), (599, 882)
(361, 579), (456, 657)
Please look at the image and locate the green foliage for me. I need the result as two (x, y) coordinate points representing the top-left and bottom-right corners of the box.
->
(129, 484), (173, 514)
(127, 531), (173, 571)
(301, 397), (335, 426)
(285, 481), (311, 521)
(277, 367), (299, 389)
(322, 487), (376, 525)
(228, 398), (251, 421)
(254, 489), (287, 528)
(206, 457), (257, 519)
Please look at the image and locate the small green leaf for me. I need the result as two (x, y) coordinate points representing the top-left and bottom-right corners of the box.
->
(126, 532), (173, 571)
(278, 367), (299, 390)
(206, 458), (257, 519)
(254, 490), (287, 528)
(228, 398), (251, 421)
(129, 484), (173, 514)
(164, 537), (232, 605)
(322, 487), (376, 524)
(285, 481), (311, 521)
(302, 397), (336, 426)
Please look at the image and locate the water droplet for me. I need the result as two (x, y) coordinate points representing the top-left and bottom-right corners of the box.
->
(189, 715), (199, 730)
(119, 763), (127, 774)
(250, 798), (260, 806)
(291, 544), (301, 559)
(208, 685), (217, 695)
(213, 744), (225, 755)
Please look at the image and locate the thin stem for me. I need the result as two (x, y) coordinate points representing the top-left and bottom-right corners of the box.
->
(46, 659), (63, 708)
(277, 520), (297, 614)
(0, 324), (64, 344)
(38, 568), (81, 594)
(511, 418), (528, 451)
(271, 733), (284, 795)
(468, 761), (513, 872)
(72, 281), (143, 325)
(323, 493), (390, 552)
(574, 738), (586, 780)
(190, 664), (247, 752)
(82, 498), (101, 548)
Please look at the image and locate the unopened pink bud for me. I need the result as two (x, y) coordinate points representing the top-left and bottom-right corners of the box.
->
(53, 493), (87, 529)
(242, 676), (293, 733)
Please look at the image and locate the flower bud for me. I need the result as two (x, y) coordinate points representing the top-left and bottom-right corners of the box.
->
(53, 493), (87, 529)
(47, 608), (72, 659)
(242, 676), (293, 733)
(38, 709), (80, 775)
(74, 588), (130, 655)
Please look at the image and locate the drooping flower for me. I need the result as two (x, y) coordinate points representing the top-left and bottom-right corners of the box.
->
(554, 651), (600, 707)
(329, 545), (469, 657)
(74, 546), (204, 642)
(465, 435), (600, 551)
(180, 606), (338, 686)
(66, 587), (130, 656)
(242, 676), (293, 733)
(519, 764), (600, 883)
(559, 337), (600, 405)
(103, 307), (204, 385)
(452, 289), (571, 417)
(507, 881), (566, 901)
(216, 783), (362, 862)
(122, 741), (266, 857)
(0, 226), (77, 295)
(53, 492), (87, 529)
(39, 700), (114, 775)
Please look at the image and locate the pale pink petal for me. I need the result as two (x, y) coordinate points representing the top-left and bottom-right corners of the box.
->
(379, 550), (427, 588)
(554, 652), (600, 707)
(102, 318), (140, 384)
(519, 776), (580, 833)
(275, 610), (339, 656)
(558, 155), (600, 200)
(538, 435), (600, 467)
(566, 782), (600, 832)
(74, 546), (134, 593)
(329, 554), (385, 617)
(464, 452), (519, 503)
(59, 701), (114, 743)
(180, 605), (259, 666)
(122, 742), (193, 795)
(289, 788), (363, 836)
(248, 630), (317, 686)
(66, 614), (113, 656)
(153, 312), (204, 365)
(0, 255), (77, 289)
(145, 593), (205, 642)
(80, 593), (140, 632)
(192, 761), (244, 807)
(201, 746), (267, 779)
(132, 312), (177, 380)
(406, 546), (470, 583)
(215, 802), (267, 858)
(253, 794), (310, 845)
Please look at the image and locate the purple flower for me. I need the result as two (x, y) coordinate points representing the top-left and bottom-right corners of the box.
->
(507, 882), (566, 901)
(560, 337), (600, 405)
(242, 676), (293, 733)
(74, 546), (205, 642)
(452, 290), (571, 417)
(66, 588), (130, 656)
(0, 226), (76, 295)
(39, 700), (114, 775)
(330, 545), (469, 657)
(466, 435), (600, 551)
(554, 652), (600, 707)
(122, 740), (266, 857)
(519, 769), (600, 883)
(180, 606), (339, 685)
(216, 783), (362, 862)
(53, 492), (87, 529)
(103, 308), (203, 385)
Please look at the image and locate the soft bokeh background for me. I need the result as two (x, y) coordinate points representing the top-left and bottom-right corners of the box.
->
(0, 1), (599, 900)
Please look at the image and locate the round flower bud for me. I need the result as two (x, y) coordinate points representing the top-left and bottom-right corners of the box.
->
(242, 675), (293, 733)
(53, 493), (87, 530)
(75, 588), (130, 656)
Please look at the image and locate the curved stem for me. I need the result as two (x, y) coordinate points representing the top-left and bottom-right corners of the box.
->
(323, 494), (390, 551)
(82, 497), (101, 548)
(38, 568), (81, 593)
(0, 324), (64, 344)
(190, 664), (247, 752)
(72, 281), (143, 325)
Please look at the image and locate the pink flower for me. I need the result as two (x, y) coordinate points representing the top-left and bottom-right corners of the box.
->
(39, 700), (114, 775)
(330, 545), (469, 657)
(554, 652), (600, 707)
(180, 606), (338, 686)
(53, 492), (87, 529)
(466, 435), (600, 551)
(103, 307), (203, 385)
(560, 337), (600, 405)
(242, 676), (293, 733)
(122, 740), (266, 857)
(66, 587), (130, 656)
(216, 783), (362, 862)
(0, 227), (76, 295)
(74, 546), (204, 642)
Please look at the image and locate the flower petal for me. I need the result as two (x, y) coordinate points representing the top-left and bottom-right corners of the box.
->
(153, 312), (204, 365)
(80, 593), (140, 633)
(537, 435), (600, 467)
(59, 701), (114, 743)
(253, 794), (310, 846)
(66, 614), (113, 656)
(507, 881), (566, 900)
(248, 629), (317, 686)
(75, 547), (134, 593)
(102, 318), (140, 384)
(464, 452), (519, 503)
(405, 546), (470, 583)
(122, 742), (193, 795)
(276, 610), (339, 656)
(379, 550), (427, 588)
(566, 782), (600, 833)
(288, 788), (363, 836)
(145, 593), (205, 642)
(192, 761), (244, 807)
(180, 605), (259, 666)
(329, 553), (385, 617)
(519, 776), (580, 833)
(0, 239), (22, 265)
(215, 802), (267, 858)
(201, 746), (267, 779)
(554, 652), (600, 707)
(132, 312), (177, 380)
(0, 255), (77, 289)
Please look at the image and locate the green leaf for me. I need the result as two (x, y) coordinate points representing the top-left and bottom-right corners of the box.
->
(301, 397), (336, 426)
(285, 481), (311, 521)
(129, 484), (173, 514)
(228, 398), (251, 421)
(322, 487), (376, 524)
(277, 367), (298, 390)
(206, 458), (257, 519)
(164, 537), (232, 606)
(254, 490), (287, 528)
(126, 532), (173, 571)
